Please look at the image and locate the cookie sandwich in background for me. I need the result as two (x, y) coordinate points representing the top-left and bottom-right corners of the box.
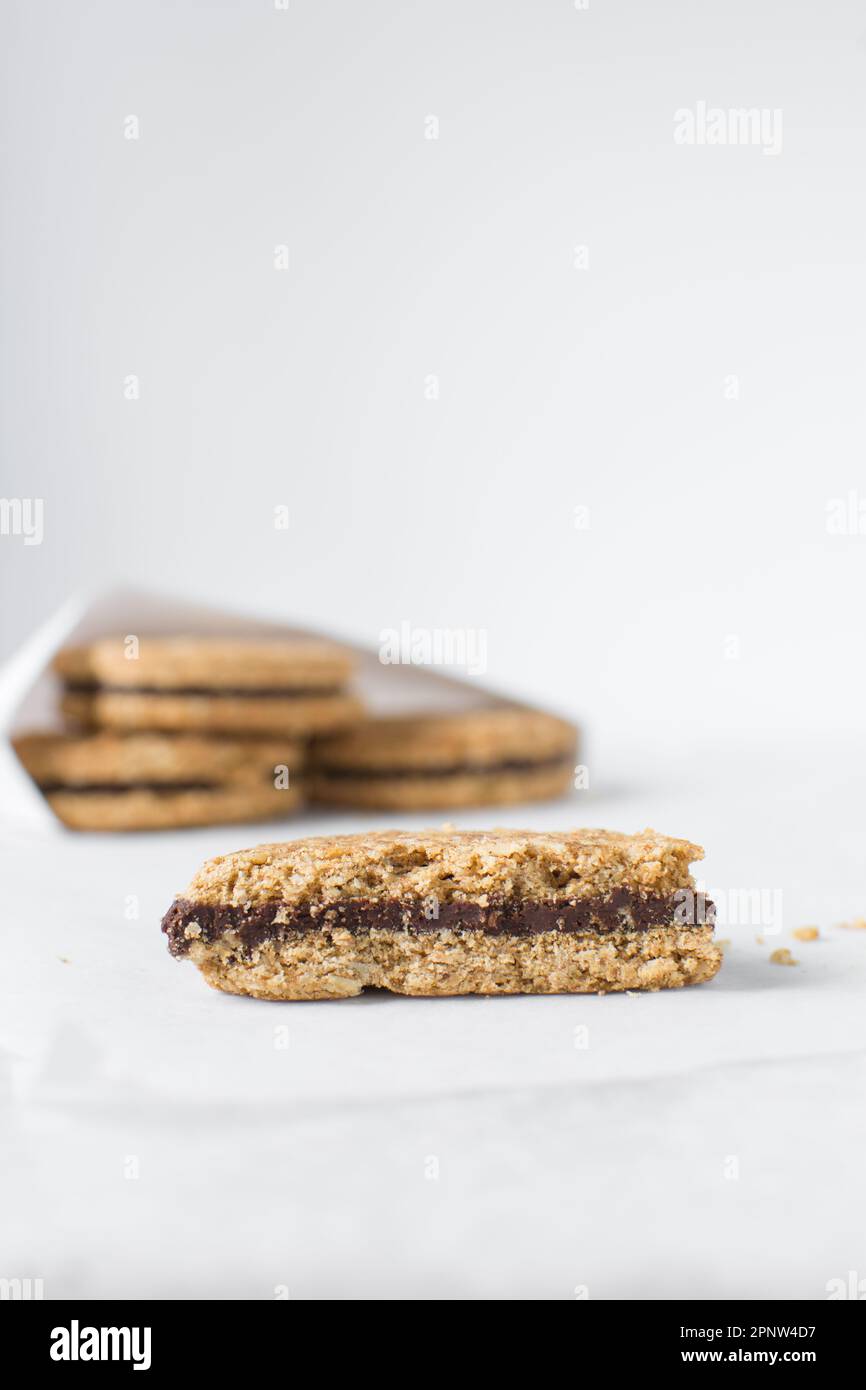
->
(12, 633), (363, 831)
(13, 731), (305, 832)
(55, 635), (362, 736)
(310, 706), (578, 809)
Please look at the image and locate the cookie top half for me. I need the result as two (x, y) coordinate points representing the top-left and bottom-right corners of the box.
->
(14, 731), (304, 784)
(312, 707), (576, 772)
(54, 636), (353, 691)
(176, 826), (703, 909)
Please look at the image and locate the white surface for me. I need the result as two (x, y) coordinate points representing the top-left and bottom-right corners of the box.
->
(3, 731), (865, 1300)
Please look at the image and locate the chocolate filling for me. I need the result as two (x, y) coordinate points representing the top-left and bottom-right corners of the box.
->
(42, 780), (220, 795)
(64, 683), (341, 699)
(316, 755), (573, 780)
(40, 770), (291, 795)
(162, 890), (716, 958)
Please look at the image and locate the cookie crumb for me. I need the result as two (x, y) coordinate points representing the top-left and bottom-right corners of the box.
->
(838, 918), (866, 930)
(716, 938), (731, 950)
(769, 948), (798, 966)
(792, 926), (819, 942)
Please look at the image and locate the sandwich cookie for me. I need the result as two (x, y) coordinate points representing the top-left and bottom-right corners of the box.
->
(14, 731), (304, 831)
(55, 637), (362, 737)
(161, 827), (722, 999)
(310, 707), (578, 809)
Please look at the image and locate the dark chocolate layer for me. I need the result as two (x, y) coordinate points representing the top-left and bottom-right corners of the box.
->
(41, 771), (288, 794)
(316, 755), (573, 780)
(65, 683), (341, 699)
(41, 781), (219, 796)
(162, 890), (715, 958)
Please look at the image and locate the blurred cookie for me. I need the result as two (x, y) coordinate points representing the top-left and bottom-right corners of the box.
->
(310, 707), (577, 809)
(14, 731), (304, 831)
(54, 637), (362, 736)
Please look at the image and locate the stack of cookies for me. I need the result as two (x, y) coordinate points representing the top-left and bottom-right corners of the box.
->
(13, 634), (579, 830)
(14, 636), (361, 831)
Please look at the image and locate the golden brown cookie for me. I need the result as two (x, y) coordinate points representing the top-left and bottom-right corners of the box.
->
(14, 731), (304, 831)
(162, 827), (722, 998)
(54, 636), (362, 736)
(309, 707), (578, 809)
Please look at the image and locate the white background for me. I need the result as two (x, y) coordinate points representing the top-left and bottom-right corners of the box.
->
(2, 0), (866, 1301)
(3, 0), (866, 738)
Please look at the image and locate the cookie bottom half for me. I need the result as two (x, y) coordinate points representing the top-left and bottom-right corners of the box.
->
(309, 761), (575, 810)
(48, 783), (302, 831)
(185, 925), (722, 999)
